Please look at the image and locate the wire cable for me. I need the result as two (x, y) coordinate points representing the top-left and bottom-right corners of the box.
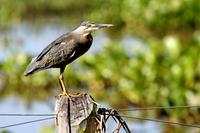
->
(116, 105), (200, 112)
(0, 105), (199, 116)
(0, 105), (199, 130)
(115, 115), (200, 128)
(0, 117), (55, 129)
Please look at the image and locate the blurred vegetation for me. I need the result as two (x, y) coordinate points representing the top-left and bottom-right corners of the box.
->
(39, 125), (54, 133)
(0, 0), (200, 132)
(0, 130), (11, 133)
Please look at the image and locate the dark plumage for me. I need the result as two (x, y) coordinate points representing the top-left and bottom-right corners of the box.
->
(24, 33), (92, 76)
(24, 21), (113, 96)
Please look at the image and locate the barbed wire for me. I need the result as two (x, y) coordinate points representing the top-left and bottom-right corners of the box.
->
(0, 117), (55, 129)
(116, 105), (200, 112)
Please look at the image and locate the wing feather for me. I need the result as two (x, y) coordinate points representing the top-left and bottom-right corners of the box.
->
(24, 33), (77, 76)
(36, 33), (69, 61)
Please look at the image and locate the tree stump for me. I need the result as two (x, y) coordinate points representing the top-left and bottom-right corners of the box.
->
(55, 93), (97, 133)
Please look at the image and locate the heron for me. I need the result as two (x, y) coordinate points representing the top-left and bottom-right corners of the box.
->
(24, 21), (113, 96)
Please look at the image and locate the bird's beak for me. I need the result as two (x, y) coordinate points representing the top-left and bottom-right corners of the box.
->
(94, 23), (113, 29)
(84, 23), (113, 32)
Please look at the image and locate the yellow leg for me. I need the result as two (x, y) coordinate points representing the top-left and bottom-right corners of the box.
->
(59, 73), (69, 97)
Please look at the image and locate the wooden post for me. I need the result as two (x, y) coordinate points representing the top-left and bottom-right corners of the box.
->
(55, 93), (97, 133)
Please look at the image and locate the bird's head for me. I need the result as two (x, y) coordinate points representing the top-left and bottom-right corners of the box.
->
(73, 21), (113, 36)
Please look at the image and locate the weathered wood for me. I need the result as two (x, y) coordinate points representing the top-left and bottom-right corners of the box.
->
(55, 93), (97, 133)
(55, 93), (131, 133)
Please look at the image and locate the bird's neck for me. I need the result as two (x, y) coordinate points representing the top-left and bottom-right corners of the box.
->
(86, 33), (93, 42)
(83, 32), (91, 37)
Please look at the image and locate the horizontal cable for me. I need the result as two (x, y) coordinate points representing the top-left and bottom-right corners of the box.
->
(0, 117), (55, 129)
(1, 105), (199, 116)
(116, 115), (200, 128)
(0, 113), (56, 116)
(116, 105), (200, 112)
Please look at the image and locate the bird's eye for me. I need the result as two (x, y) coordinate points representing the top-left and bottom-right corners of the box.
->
(86, 24), (92, 27)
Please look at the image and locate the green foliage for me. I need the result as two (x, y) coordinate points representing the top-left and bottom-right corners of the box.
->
(39, 125), (54, 133)
(0, 130), (11, 133)
(80, 35), (200, 106)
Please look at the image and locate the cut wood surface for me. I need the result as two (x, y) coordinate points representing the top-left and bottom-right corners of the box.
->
(55, 93), (97, 133)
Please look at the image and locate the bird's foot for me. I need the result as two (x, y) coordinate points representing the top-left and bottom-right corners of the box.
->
(59, 92), (69, 97)
(57, 92), (75, 102)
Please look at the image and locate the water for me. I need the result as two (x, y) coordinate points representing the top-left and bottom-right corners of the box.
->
(0, 96), (54, 133)
(0, 23), (161, 133)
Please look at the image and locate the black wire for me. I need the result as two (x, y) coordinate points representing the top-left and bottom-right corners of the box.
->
(116, 115), (200, 128)
(0, 114), (56, 116)
(0, 105), (199, 130)
(116, 105), (200, 112)
(0, 105), (199, 116)
(0, 117), (55, 129)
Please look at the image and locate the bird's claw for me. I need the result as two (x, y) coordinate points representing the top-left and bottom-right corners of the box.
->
(59, 92), (69, 97)
(57, 92), (76, 102)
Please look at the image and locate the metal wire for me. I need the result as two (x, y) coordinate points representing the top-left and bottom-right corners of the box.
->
(116, 105), (200, 112)
(115, 115), (200, 128)
(0, 105), (199, 130)
(0, 117), (55, 129)
(0, 105), (199, 116)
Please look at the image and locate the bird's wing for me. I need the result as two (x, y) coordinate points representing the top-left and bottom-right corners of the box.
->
(35, 33), (69, 61)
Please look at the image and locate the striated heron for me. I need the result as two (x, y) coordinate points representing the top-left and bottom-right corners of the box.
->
(24, 21), (113, 96)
